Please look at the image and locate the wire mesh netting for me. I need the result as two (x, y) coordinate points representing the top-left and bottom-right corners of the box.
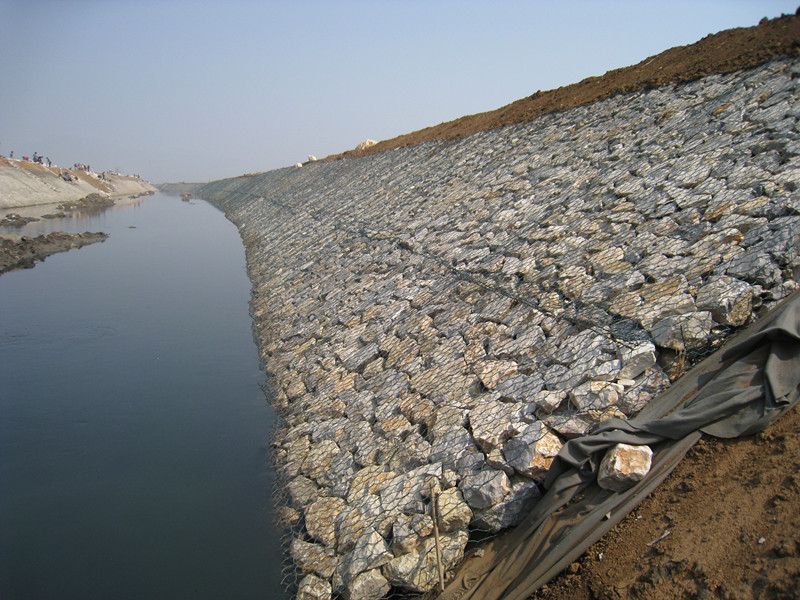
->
(198, 57), (800, 600)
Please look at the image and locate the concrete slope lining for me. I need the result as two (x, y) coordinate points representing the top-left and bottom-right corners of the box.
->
(0, 158), (156, 209)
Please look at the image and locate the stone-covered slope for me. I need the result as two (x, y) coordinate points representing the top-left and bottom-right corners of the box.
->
(198, 57), (800, 600)
(0, 157), (156, 209)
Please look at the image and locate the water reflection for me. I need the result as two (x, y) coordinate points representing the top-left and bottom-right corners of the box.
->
(0, 194), (286, 599)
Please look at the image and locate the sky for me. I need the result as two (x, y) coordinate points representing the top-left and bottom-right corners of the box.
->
(1, 1), (798, 184)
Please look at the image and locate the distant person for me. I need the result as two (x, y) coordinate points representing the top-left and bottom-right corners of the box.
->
(9, 150), (13, 158)
(46, 157), (51, 167)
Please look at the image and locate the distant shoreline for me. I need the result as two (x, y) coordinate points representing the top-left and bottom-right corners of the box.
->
(0, 156), (156, 209)
(0, 231), (109, 276)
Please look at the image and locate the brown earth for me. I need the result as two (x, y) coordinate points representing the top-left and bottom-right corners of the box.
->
(0, 231), (109, 275)
(322, 10), (800, 600)
(529, 403), (800, 600)
(326, 10), (800, 162)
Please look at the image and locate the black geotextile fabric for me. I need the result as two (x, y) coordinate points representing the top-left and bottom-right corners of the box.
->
(436, 291), (800, 600)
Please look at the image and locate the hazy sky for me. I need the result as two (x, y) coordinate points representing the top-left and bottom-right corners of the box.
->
(1, 1), (797, 183)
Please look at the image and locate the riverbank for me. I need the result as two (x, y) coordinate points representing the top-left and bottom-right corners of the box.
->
(0, 157), (156, 209)
(0, 231), (109, 275)
(182, 13), (800, 600)
(325, 10), (800, 162)
(198, 51), (800, 599)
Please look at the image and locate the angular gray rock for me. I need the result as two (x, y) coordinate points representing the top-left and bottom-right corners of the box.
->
(382, 530), (469, 593)
(436, 487), (473, 533)
(458, 468), (512, 510)
(305, 496), (347, 547)
(649, 311), (715, 352)
(297, 573), (333, 600)
(695, 276), (752, 326)
(502, 422), (563, 481)
(471, 476), (542, 533)
(469, 399), (526, 452)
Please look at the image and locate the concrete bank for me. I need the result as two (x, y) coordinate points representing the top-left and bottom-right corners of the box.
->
(0, 157), (156, 209)
(198, 57), (800, 600)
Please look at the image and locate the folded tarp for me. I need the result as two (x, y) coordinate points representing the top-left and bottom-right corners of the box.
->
(435, 290), (800, 600)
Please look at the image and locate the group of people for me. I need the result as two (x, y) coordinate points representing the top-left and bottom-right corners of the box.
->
(5, 151), (134, 181)
(7, 150), (52, 167)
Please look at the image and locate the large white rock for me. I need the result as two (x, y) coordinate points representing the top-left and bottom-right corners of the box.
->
(297, 573), (332, 600)
(392, 513), (433, 555)
(474, 359), (519, 389)
(436, 487), (473, 533)
(649, 311), (715, 352)
(469, 399), (525, 452)
(502, 422), (563, 481)
(302, 439), (342, 485)
(597, 443), (653, 492)
(617, 342), (656, 380)
(305, 496), (347, 547)
(458, 468), (511, 509)
(695, 275), (752, 326)
(337, 528), (393, 587)
(346, 465), (396, 504)
(428, 426), (473, 470)
(355, 139), (377, 152)
(569, 380), (623, 412)
(288, 475), (320, 508)
(336, 493), (387, 552)
(382, 530), (469, 593)
(527, 390), (567, 416)
(379, 462), (442, 514)
(342, 568), (390, 600)
(471, 476), (542, 532)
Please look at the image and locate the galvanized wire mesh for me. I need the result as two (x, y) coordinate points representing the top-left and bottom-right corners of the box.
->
(201, 56), (800, 600)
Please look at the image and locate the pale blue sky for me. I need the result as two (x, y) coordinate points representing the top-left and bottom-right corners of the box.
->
(1, 1), (797, 183)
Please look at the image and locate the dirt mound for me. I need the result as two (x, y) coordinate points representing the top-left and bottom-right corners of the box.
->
(529, 402), (800, 600)
(0, 231), (109, 275)
(326, 10), (800, 162)
(57, 192), (115, 214)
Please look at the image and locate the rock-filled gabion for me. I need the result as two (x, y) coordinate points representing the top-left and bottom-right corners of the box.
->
(200, 57), (800, 600)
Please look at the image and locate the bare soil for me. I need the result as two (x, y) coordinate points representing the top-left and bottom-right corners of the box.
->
(57, 192), (115, 214)
(323, 10), (800, 600)
(325, 11), (800, 162)
(529, 403), (800, 600)
(0, 231), (109, 275)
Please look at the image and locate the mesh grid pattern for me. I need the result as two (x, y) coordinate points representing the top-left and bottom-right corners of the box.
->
(199, 57), (800, 600)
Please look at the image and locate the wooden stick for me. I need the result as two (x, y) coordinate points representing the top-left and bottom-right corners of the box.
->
(430, 484), (445, 592)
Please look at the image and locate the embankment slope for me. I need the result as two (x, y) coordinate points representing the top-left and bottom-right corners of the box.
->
(328, 11), (800, 161)
(198, 12), (800, 600)
(0, 157), (156, 209)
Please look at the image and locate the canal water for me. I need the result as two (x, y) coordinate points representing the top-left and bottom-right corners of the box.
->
(0, 194), (287, 599)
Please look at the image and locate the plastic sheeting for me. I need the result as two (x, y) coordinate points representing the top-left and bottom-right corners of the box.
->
(435, 291), (800, 600)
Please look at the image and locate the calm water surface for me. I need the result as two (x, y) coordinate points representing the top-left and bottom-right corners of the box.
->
(0, 194), (286, 599)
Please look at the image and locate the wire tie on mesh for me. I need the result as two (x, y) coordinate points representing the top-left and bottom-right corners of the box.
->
(646, 529), (671, 547)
